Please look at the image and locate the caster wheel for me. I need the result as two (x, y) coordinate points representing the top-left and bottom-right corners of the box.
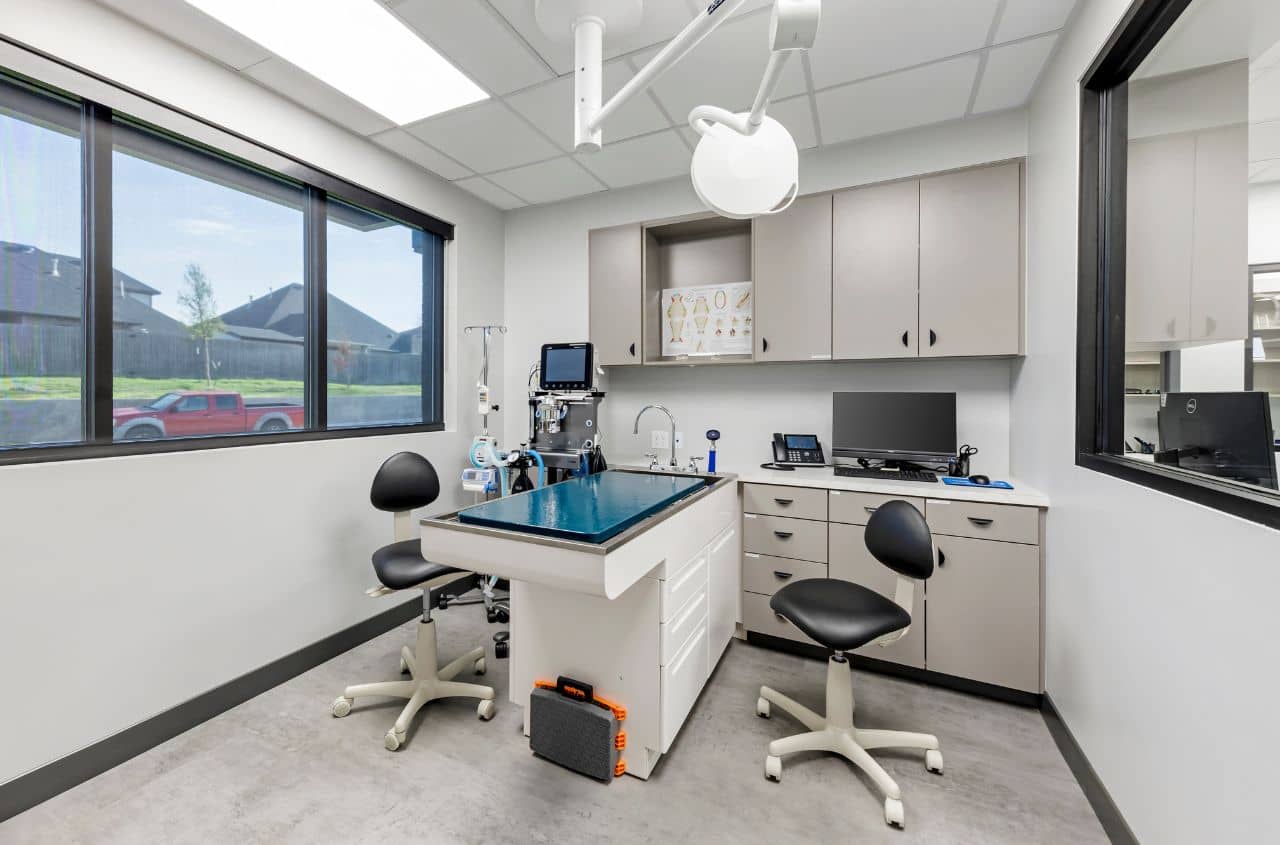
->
(764, 755), (782, 782)
(496, 609), (509, 623)
(884, 798), (905, 829)
(756, 697), (771, 718)
(486, 608), (499, 624)
(493, 631), (510, 660)
(399, 656), (410, 674)
(477, 699), (496, 720)
(474, 657), (487, 676)
(331, 696), (352, 718)
(384, 729), (405, 751)
(925, 749), (944, 775)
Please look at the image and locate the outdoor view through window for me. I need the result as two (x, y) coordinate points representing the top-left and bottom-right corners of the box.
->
(1122, 0), (1280, 493)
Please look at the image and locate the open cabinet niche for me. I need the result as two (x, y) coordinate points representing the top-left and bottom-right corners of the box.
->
(643, 215), (754, 366)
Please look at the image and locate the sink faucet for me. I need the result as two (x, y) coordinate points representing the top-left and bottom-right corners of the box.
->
(633, 404), (678, 469)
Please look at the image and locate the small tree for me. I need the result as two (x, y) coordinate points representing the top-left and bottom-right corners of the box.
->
(177, 263), (225, 388)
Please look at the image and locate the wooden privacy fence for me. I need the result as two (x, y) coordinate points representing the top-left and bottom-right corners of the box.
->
(0, 323), (421, 384)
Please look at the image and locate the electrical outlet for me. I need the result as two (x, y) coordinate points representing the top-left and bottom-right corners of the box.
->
(674, 431), (684, 448)
(651, 430), (670, 449)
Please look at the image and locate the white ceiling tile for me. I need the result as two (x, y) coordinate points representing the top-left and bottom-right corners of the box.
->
(807, 0), (1000, 89)
(767, 95), (819, 150)
(404, 100), (561, 172)
(576, 130), (691, 189)
(390, 0), (553, 96)
(1252, 64), (1280, 125)
(1253, 121), (1280, 162)
(636, 11), (807, 124)
(816, 55), (981, 145)
(489, 0), (696, 75)
(370, 129), (472, 179)
(98, 0), (272, 70)
(994, 0), (1077, 44)
(242, 58), (395, 135)
(487, 157), (606, 204)
(506, 60), (669, 152)
(454, 176), (527, 209)
(972, 34), (1058, 114)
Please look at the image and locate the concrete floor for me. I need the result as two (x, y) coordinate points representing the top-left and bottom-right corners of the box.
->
(3, 606), (1108, 844)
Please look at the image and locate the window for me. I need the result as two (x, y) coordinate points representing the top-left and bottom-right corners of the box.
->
(1078, 0), (1280, 528)
(0, 60), (451, 466)
(0, 78), (83, 449)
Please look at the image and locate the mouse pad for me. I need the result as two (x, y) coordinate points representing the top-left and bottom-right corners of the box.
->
(941, 477), (1014, 490)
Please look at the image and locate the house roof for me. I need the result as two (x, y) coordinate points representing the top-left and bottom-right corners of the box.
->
(221, 325), (302, 344)
(392, 326), (422, 353)
(220, 283), (402, 350)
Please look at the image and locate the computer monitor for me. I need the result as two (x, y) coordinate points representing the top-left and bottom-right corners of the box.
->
(1156, 392), (1278, 491)
(832, 392), (957, 465)
(540, 343), (593, 391)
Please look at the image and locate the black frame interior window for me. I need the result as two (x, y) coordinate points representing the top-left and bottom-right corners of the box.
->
(0, 66), (452, 466)
(1077, 0), (1280, 529)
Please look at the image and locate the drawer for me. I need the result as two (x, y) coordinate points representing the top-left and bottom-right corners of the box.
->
(926, 500), (1039, 545)
(743, 514), (828, 562)
(660, 621), (710, 752)
(743, 484), (827, 521)
(661, 587), (709, 665)
(742, 553), (827, 596)
(742, 590), (819, 647)
(829, 491), (925, 525)
(661, 549), (708, 622)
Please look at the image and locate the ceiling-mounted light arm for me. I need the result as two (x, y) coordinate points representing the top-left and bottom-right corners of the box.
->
(690, 49), (792, 138)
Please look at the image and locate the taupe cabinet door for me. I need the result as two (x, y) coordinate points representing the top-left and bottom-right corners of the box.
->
(1190, 124), (1249, 343)
(926, 536), (1040, 692)
(828, 523), (924, 668)
(1126, 135), (1196, 345)
(754, 194), (834, 362)
(588, 224), (643, 365)
(833, 180), (920, 359)
(919, 162), (1022, 357)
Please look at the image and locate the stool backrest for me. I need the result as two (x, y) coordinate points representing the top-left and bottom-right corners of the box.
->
(864, 500), (934, 580)
(371, 452), (440, 513)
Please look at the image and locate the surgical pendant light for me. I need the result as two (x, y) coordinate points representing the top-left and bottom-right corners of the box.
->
(535, 0), (822, 219)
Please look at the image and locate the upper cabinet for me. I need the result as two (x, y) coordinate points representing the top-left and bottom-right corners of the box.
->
(754, 194), (834, 363)
(919, 161), (1024, 358)
(588, 224), (643, 366)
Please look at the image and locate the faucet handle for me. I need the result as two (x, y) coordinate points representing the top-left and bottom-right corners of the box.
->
(686, 456), (704, 474)
(644, 453), (660, 470)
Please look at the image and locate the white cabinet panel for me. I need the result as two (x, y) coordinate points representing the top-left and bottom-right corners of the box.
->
(1190, 125), (1249, 343)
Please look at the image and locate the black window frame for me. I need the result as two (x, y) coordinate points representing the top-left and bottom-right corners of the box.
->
(0, 64), (451, 467)
(1077, 0), (1280, 530)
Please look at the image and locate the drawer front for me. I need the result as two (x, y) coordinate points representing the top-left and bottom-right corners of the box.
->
(661, 549), (709, 622)
(743, 513), (828, 562)
(742, 591), (819, 646)
(743, 484), (827, 521)
(661, 621), (710, 752)
(742, 553), (827, 596)
(829, 491), (925, 525)
(662, 588), (709, 665)
(926, 500), (1039, 545)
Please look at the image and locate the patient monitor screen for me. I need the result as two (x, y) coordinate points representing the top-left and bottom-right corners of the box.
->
(540, 343), (593, 391)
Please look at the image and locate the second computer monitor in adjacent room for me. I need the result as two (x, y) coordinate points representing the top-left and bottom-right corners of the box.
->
(832, 392), (957, 466)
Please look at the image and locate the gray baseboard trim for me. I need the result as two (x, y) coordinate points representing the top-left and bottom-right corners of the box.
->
(0, 596), (422, 824)
(1040, 693), (1140, 845)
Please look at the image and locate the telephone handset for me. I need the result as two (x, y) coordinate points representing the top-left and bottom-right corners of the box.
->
(772, 433), (825, 466)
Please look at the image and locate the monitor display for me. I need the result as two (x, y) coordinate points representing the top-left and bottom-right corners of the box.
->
(1157, 392), (1277, 490)
(832, 392), (957, 463)
(540, 343), (593, 391)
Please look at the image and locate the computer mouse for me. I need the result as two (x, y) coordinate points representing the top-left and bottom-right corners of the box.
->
(969, 474), (991, 486)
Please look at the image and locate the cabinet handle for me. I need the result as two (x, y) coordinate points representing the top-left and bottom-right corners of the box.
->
(775, 612), (788, 623)
(773, 531), (793, 539)
(901, 331), (909, 347)
(937, 549), (946, 567)
(762, 338), (769, 353)
(629, 342), (636, 357)
(967, 517), (994, 527)
(864, 505), (879, 514)
(774, 498), (794, 505)
(773, 571), (793, 580)
(929, 329), (937, 347)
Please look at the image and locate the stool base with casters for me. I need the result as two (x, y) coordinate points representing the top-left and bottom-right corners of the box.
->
(758, 652), (941, 829)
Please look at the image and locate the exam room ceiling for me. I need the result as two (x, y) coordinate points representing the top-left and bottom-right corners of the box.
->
(97, 0), (1080, 210)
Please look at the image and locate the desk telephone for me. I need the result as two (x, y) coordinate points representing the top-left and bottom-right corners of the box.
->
(772, 433), (825, 466)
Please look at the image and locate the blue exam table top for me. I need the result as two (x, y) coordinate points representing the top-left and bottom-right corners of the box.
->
(457, 470), (707, 544)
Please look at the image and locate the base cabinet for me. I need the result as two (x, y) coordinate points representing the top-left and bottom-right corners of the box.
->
(828, 523), (924, 669)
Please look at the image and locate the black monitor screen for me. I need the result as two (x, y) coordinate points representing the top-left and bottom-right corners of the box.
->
(540, 343), (593, 390)
(1157, 392), (1277, 490)
(832, 392), (957, 462)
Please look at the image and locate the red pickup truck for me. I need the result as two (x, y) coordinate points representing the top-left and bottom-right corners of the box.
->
(112, 391), (305, 440)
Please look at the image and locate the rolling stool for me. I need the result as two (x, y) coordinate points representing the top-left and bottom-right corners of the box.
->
(331, 452), (496, 751)
(757, 500), (942, 829)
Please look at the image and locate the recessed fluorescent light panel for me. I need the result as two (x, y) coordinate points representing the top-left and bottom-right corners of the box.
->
(185, 0), (488, 124)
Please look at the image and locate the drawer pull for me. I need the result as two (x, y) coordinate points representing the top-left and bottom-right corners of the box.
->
(773, 531), (793, 539)
(773, 571), (793, 580)
(774, 612), (788, 623)
(937, 549), (946, 567)
(773, 498), (794, 506)
(967, 517), (995, 527)
(864, 506), (879, 514)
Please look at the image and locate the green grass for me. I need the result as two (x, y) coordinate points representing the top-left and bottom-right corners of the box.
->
(0, 376), (420, 401)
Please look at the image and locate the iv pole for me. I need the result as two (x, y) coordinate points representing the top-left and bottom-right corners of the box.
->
(465, 325), (507, 435)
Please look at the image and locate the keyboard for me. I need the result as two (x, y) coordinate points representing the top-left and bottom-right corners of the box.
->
(834, 466), (939, 483)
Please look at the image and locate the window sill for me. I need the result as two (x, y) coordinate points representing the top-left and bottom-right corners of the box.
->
(0, 422), (446, 467)
(1076, 451), (1280, 531)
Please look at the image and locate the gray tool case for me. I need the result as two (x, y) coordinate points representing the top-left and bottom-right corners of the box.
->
(529, 676), (626, 781)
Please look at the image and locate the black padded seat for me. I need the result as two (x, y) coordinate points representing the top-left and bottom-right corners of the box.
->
(770, 579), (911, 652)
(372, 540), (465, 591)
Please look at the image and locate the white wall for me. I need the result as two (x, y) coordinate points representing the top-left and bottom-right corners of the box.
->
(0, 0), (505, 784)
(1013, 1), (1280, 842)
(503, 111), (1028, 475)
